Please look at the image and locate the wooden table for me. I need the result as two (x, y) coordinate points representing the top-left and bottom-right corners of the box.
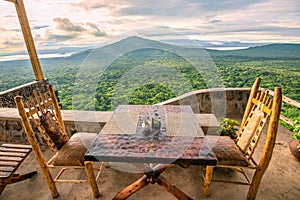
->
(85, 105), (217, 200)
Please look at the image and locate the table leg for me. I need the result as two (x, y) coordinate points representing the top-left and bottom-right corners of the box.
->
(157, 175), (194, 200)
(0, 185), (6, 195)
(113, 164), (194, 200)
(113, 174), (149, 200)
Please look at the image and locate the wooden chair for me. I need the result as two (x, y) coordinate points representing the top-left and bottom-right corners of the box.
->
(0, 143), (37, 195)
(203, 78), (282, 200)
(14, 84), (104, 198)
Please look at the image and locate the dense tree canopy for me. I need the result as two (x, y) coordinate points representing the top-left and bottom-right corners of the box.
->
(0, 44), (299, 124)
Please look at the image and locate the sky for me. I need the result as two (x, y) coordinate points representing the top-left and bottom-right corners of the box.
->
(0, 0), (299, 55)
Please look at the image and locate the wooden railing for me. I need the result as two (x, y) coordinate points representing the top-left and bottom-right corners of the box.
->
(267, 89), (300, 127)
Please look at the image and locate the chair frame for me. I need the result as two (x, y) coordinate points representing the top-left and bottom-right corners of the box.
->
(203, 78), (282, 200)
(15, 84), (103, 198)
(0, 143), (37, 195)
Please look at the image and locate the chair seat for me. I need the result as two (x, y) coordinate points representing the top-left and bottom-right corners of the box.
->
(53, 132), (97, 166)
(208, 136), (250, 166)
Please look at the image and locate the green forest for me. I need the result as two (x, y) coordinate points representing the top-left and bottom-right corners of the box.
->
(0, 38), (299, 124)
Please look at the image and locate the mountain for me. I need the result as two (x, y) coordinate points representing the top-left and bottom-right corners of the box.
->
(2, 36), (299, 62)
(161, 39), (267, 49)
(37, 46), (91, 54)
(90, 36), (185, 54)
(208, 43), (300, 58)
(66, 37), (300, 61)
(67, 36), (198, 65)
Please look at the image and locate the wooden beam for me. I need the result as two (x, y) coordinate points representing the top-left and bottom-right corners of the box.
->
(14, 0), (44, 81)
(267, 89), (300, 109)
(280, 115), (294, 126)
(267, 89), (300, 127)
(4, 0), (17, 4)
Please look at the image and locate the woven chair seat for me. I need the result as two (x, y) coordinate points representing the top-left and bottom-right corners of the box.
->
(53, 133), (97, 166)
(210, 136), (250, 166)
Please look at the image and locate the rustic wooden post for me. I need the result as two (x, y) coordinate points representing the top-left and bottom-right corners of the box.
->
(84, 161), (100, 198)
(15, 96), (58, 198)
(203, 166), (214, 196)
(247, 87), (282, 200)
(5, 0), (44, 81)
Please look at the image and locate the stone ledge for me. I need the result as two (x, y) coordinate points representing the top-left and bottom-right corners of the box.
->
(61, 110), (112, 124)
(0, 108), (218, 129)
(0, 108), (113, 142)
(195, 114), (220, 134)
(159, 87), (252, 118)
(0, 107), (113, 124)
(0, 107), (220, 143)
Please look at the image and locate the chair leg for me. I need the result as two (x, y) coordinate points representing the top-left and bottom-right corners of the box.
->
(247, 168), (264, 200)
(85, 161), (100, 198)
(41, 166), (59, 198)
(203, 166), (214, 196)
(29, 144), (58, 198)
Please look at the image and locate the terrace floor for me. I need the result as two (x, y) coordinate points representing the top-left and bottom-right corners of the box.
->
(0, 124), (299, 200)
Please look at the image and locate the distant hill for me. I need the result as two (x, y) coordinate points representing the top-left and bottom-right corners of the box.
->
(161, 39), (266, 49)
(208, 43), (300, 58)
(75, 36), (185, 60)
(2, 36), (299, 62)
(66, 37), (300, 61)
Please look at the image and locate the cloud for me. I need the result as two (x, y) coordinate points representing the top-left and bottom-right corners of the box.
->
(53, 17), (86, 32)
(4, 15), (15, 18)
(70, 0), (112, 11)
(33, 18), (107, 46)
(1, 0), (299, 53)
(209, 20), (222, 24)
(118, 1), (195, 17)
(116, 0), (265, 17)
(52, 17), (106, 37)
(195, 0), (265, 11)
(0, 33), (24, 51)
(32, 25), (49, 30)
(212, 26), (300, 37)
(47, 34), (78, 42)
(86, 22), (106, 37)
(3, 40), (23, 46)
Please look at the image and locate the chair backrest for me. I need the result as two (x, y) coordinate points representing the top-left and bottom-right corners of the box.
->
(15, 84), (68, 153)
(235, 78), (281, 161)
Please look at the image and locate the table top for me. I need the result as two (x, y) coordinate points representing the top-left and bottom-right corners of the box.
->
(101, 105), (204, 137)
(85, 105), (217, 166)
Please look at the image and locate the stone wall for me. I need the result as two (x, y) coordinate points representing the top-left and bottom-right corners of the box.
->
(0, 88), (251, 144)
(159, 88), (251, 118)
(0, 117), (26, 143)
(0, 108), (111, 147)
(0, 118), (108, 148)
